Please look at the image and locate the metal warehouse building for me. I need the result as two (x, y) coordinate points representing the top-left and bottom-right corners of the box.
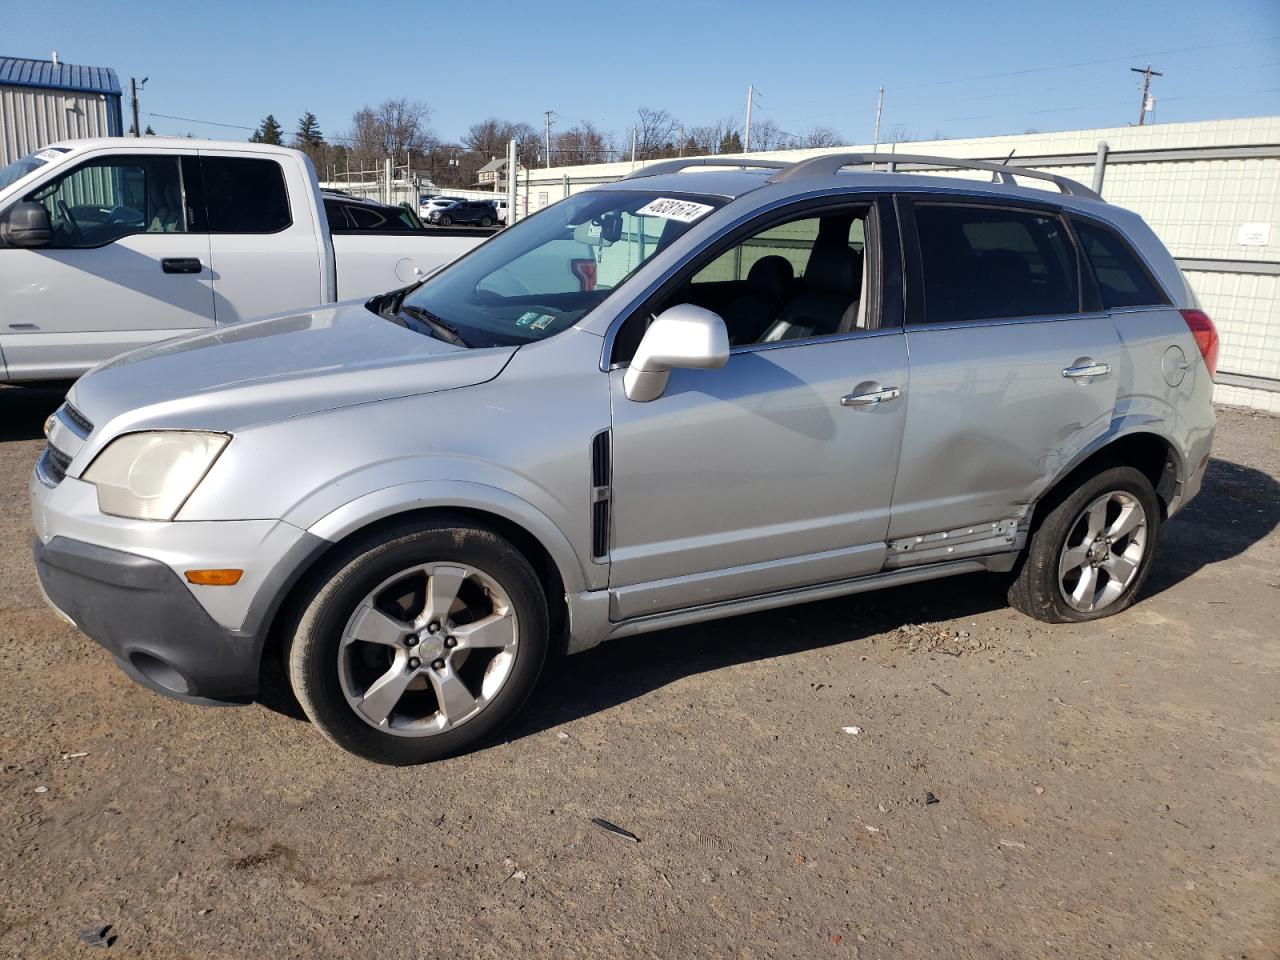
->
(525, 118), (1280, 413)
(0, 54), (123, 166)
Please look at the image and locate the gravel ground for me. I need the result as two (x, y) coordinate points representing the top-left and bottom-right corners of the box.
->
(1, 388), (1277, 960)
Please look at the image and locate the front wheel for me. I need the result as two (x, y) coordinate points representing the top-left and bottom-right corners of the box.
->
(1008, 465), (1161, 623)
(286, 521), (549, 764)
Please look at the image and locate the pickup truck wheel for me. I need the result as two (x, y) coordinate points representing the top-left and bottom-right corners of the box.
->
(1008, 465), (1160, 623)
(286, 521), (549, 765)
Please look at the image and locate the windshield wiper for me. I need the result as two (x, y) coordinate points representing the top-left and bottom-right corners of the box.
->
(398, 304), (469, 347)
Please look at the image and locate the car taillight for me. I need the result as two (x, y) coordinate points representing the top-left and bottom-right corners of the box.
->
(570, 258), (597, 292)
(1180, 309), (1219, 381)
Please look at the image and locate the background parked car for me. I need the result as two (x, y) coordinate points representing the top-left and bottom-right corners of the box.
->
(429, 199), (499, 227)
(322, 192), (425, 231)
(420, 195), (466, 218)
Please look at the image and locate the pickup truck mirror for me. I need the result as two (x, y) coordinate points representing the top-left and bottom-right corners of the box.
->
(623, 304), (730, 402)
(0, 201), (53, 248)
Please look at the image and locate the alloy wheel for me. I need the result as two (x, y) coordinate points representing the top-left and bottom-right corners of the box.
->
(337, 563), (519, 737)
(1057, 490), (1148, 613)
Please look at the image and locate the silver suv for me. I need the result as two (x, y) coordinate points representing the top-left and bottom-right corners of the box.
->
(31, 153), (1218, 764)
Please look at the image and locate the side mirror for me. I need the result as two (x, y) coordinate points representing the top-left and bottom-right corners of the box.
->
(0, 201), (52, 248)
(623, 304), (730, 402)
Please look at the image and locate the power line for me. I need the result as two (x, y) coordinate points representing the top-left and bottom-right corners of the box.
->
(900, 35), (1276, 90)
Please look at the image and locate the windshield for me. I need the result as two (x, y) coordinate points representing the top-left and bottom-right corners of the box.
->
(0, 147), (69, 193)
(400, 189), (723, 347)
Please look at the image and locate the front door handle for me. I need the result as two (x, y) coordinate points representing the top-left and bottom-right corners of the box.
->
(841, 385), (901, 407)
(161, 257), (202, 274)
(1062, 361), (1111, 380)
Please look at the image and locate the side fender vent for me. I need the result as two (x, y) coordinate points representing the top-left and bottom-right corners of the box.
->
(590, 430), (611, 560)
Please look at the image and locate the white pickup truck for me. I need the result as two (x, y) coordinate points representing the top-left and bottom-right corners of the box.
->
(0, 139), (488, 383)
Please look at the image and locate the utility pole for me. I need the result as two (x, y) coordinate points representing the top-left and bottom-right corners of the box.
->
(543, 110), (553, 168)
(1130, 64), (1162, 126)
(630, 126), (637, 167)
(506, 138), (517, 226)
(679, 124), (685, 157)
(873, 86), (884, 150)
(744, 83), (754, 152)
(129, 76), (147, 136)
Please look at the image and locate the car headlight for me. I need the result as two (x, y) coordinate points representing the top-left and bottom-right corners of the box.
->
(82, 431), (229, 520)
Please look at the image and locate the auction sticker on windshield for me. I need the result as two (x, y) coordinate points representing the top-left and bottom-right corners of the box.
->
(635, 197), (715, 223)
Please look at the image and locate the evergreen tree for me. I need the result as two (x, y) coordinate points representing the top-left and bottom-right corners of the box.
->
(295, 111), (323, 148)
(143, 124), (155, 136)
(718, 130), (743, 154)
(250, 114), (284, 145)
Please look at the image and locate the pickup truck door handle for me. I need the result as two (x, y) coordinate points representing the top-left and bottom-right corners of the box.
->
(841, 385), (901, 407)
(1062, 361), (1111, 380)
(161, 258), (202, 274)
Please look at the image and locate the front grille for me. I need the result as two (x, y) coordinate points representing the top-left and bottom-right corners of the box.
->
(61, 403), (93, 438)
(36, 445), (71, 487)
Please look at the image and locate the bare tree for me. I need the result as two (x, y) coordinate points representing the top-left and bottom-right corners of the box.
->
(886, 125), (915, 143)
(465, 118), (540, 166)
(635, 107), (680, 160)
(686, 117), (740, 155)
(795, 125), (844, 148)
(748, 117), (791, 152)
(554, 122), (615, 164)
(347, 99), (435, 166)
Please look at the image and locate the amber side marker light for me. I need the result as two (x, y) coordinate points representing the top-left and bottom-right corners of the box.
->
(185, 569), (244, 586)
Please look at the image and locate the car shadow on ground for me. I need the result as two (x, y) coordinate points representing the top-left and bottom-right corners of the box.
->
(0, 385), (70, 442)
(254, 454), (1280, 742)
(1144, 456), (1280, 596)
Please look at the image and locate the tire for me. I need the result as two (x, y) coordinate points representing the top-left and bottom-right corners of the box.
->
(438, 214), (451, 226)
(286, 520), (549, 765)
(481, 216), (492, 227)
(1007, 465), (1161, 623)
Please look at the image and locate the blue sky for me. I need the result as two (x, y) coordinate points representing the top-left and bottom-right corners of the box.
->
(4, 0), (1278, 146)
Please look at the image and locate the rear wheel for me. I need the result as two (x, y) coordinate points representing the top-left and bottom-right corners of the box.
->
(286, 521), (548, 764)
(480, 216), (493, 227)
(1008, 465), (1160, 623)
(438, 214), (452, 226)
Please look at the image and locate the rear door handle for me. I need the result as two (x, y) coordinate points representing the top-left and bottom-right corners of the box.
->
(841, 385), (901, 407)
(161, 258), (202, 274)
(1062, 361), (1111, 380)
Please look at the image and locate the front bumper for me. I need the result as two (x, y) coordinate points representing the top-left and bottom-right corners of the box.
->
(35, 536), (263, 704)
(31, 470), (327, 705)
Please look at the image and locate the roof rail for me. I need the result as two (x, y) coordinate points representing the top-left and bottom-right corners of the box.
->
(620, 157), (789, 180)
(769, 152), (1101, 200)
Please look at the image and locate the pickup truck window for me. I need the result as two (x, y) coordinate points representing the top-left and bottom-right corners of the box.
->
(201, 156), (291, 234)
(399, 189), (724, 348)
(28, 155), (186, 248)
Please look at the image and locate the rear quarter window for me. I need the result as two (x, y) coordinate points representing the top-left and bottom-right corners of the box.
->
(1072, 218), (1168, 308)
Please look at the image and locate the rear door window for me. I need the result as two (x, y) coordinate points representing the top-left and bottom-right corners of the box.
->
(200, 156), (291, 233)
(1071, 218), (1168, 308)
(913, 203), (1079, 323)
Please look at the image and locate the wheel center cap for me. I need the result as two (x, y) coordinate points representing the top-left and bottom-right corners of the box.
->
(415, 633), (445, 661)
